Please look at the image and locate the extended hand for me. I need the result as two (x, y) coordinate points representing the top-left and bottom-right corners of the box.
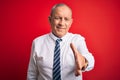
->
(70, 43), (87, 76)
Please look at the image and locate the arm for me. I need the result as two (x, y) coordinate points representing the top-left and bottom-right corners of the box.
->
(27, 41), (38, 80)
(77, 37), (95, 71)
(70, 35), (95, 76)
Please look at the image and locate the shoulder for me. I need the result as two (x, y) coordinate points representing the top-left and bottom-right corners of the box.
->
(68, 32), (85, 40)
(33, 33), (50, 44)
(68, 33), (87, 49)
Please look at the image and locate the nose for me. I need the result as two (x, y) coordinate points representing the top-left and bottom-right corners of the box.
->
(58, 18), (65, 26)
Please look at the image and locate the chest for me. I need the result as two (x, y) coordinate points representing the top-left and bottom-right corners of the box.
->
(35, 40), (76, 70)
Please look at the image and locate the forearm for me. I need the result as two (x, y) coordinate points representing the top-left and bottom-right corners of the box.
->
(82, 53), (95, 71)
(27, 53), (38, 80)
(27, 62), (38, 80)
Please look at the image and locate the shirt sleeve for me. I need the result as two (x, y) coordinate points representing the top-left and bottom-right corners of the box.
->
(74, 34), (95, 71)
(27, 40), (38, 80)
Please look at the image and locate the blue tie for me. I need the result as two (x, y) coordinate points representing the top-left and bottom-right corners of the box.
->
(53, 39), (62, 80)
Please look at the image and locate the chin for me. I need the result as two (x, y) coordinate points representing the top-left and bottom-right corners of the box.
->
(56, 32), (66, 38)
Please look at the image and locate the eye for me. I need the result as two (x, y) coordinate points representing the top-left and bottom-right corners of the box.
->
(64, 17), (71, 21)
(54, 17), (61, 20)
(65, 18), (69, 21)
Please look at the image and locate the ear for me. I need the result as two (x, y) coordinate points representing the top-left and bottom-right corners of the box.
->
(48, 16), (51, 23)
(70, 18), (73, 27)
(71, 18), (73, 24)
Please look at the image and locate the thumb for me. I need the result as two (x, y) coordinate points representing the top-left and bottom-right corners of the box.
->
(70, 43), (81, 69)
(70, 43), (78, 58)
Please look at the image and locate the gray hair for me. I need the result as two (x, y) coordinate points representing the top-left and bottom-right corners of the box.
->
(50, 3), (72, 16)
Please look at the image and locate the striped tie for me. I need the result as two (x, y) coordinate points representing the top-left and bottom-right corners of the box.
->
(53, 39), (62, 80)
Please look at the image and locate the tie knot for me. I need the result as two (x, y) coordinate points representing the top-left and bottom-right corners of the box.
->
(56, 39), (62, 43)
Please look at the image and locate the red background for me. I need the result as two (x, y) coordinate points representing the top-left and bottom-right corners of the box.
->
(0, 0), (120, 80)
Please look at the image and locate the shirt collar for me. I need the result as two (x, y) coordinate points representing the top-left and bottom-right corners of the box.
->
(49, 32), (70, 42)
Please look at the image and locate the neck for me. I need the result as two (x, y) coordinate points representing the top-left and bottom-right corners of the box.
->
(52, 32), (65, 38)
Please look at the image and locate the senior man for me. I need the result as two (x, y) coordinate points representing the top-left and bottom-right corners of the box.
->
(27, 3), (95, 80)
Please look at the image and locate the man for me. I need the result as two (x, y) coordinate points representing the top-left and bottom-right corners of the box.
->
(27, 3), (95, 80)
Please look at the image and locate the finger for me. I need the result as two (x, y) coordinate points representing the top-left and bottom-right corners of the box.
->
(75, 69), (81, 76)
(76, 60), (81, 70)
(70, 43), (78, 58)
(70, 43), (81, 69)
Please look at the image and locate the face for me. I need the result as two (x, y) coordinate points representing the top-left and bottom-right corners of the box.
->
(49, 6), (73, 38)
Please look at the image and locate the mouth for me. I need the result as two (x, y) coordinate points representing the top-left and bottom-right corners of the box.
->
(56, 26), (66, 29)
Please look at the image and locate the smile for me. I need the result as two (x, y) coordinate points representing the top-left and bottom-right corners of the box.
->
(56, 26), (66, 29)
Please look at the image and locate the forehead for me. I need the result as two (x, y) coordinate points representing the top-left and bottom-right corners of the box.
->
(52, 6), (72, 17)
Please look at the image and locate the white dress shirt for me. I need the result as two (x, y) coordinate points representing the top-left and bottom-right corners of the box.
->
(27, 32), (95, 80)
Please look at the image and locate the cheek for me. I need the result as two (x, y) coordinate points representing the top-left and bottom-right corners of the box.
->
(66, 23), (72, 29)
(52, 20), (58, 24)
